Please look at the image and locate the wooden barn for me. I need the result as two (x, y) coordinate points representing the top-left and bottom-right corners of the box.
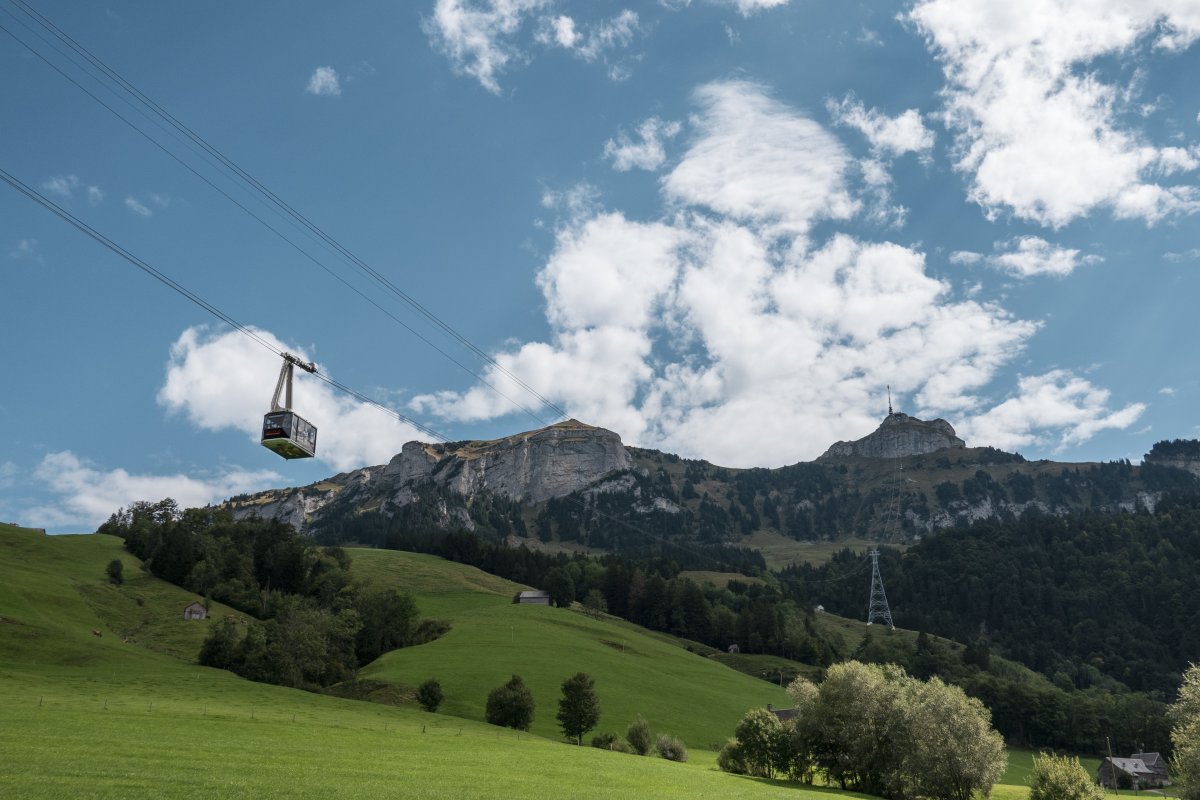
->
(516, 590), (551, 605)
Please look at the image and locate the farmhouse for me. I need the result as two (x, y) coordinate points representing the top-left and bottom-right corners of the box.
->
(1098, 754), (1169, 789)
(1131, 753), (1170, 786)
(183, 601), (208, 620)
(516, 590), (550, 605)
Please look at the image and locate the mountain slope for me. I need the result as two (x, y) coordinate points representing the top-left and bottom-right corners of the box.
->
(227, 417), (1200, 571)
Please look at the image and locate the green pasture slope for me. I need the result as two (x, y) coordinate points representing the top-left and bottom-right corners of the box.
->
(350, 547), (790, 749)
(0, 523), (824, 799)
(1, 522), (1098, 799)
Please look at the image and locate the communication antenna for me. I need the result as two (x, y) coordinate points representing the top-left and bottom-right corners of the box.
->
(866, 549), (895, 629)
(887, 384), (893, 416)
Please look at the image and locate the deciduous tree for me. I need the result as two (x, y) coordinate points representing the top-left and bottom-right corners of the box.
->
(416, 678), (443, 713)
(557, 672), (600, 744)
(486, 674), (535, 731)
(1173, 664), (1200, 800)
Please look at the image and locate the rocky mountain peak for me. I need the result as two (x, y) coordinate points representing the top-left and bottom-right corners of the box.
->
(819, 412), (966, 459)
(226, 420), (634, 532)
(381, 419), (633, 504)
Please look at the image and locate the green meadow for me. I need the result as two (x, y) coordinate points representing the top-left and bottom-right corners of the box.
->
(0, 522), (1125, 799)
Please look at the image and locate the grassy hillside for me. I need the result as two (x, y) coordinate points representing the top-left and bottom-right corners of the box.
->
(349, 547), (790, 749)
(0, 524), (810, 799)
(1, 522), (1132, 799)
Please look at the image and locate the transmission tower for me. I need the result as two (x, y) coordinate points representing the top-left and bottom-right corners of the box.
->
(866, 550), (895, 629)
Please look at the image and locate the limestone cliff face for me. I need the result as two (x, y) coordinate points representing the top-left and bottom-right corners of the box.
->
(380, 420), (633, 504)
(227, 420), (633, 532)
(820, 412), (965, 459)
(1143, 453), (1200, 479)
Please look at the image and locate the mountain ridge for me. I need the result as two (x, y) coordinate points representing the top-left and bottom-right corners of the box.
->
(225, 415), (1200, 559)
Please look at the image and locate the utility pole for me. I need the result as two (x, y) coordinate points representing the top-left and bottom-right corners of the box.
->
(866, 550), (895, 630)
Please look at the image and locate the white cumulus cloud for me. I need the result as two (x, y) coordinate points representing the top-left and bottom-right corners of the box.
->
(663, 80), (859, 238)
(726, 0), (791, 14)
(909, 0), (1200, 227)
(158, 326), (431, 472)
(29, 451), (282, 530)
(603, 117), (682, 172)
(953, 236), (1103, 278)
(306, 66), (342, 96)
(424, 0), (553, 94)
(411, 81), (1149, 465)
(989, 236), (1102, 278)
(956, 370), (1146, 452)
(827, 95), (935, 158)
(414, 80), (1143, 465)
(42, 174), (79, 198)
(124, 196), (152, 217)
(537, 10), (640, 62)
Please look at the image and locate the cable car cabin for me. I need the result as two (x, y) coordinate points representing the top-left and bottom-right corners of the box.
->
(261, 411), (317, 459)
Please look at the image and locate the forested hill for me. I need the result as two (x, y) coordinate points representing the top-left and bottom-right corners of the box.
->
(787, 493), (1200, 696)
(232, 426), (1200, 564)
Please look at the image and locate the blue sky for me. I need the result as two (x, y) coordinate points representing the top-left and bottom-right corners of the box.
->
(2, 0), (1199, 531)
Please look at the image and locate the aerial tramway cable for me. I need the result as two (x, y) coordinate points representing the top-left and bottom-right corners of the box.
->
(0, 167), (449, 444)
(0, 12), (554, 430)
(3, 0), (568, 428)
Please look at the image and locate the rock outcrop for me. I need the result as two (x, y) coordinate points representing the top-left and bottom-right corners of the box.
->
(380, 419), (633, 504)
(820, 412), (965, 459)
(227, 420), (633, 532)
(1143, 441), (1200, 479)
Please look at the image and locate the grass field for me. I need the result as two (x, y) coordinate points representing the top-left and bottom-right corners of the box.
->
(0, 524), (810, 798)
(0, 522), (1128, 799)
(349, 547), (790, 749)
(742, 532), (892, 570)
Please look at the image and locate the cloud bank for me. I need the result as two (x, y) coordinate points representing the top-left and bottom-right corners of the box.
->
(412, 80), (1143, 466)
(29, 452), (281, 530)
(909, 0), (1200, 227)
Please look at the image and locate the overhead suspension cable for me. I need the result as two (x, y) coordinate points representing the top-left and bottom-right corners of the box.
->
(0, 11), (553, 428)
(5, 0), (570, 426)
(0, 167), (449, 443)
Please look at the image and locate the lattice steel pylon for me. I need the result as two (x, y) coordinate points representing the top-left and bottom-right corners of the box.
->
(866, 549), (894, 629)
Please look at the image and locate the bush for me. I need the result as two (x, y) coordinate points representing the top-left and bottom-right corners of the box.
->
(198, 616), (239, 670)
(485, 674), (535, 731)
(733, 707), (783, 777)
(656, 733), (688, 762)
(717, 738), (748, 775)
(590, 732), (631, 752)
(1029, 753), (1104, 800)
(105, 559), (124, 585)
(626, 714), (653, 756)
(416, 678), (443, 712)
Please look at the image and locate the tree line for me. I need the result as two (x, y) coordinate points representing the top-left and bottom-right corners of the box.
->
(98, 499), (438, 690)
(791, 494), (1200, 696)
(314, 494), (843, 663)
